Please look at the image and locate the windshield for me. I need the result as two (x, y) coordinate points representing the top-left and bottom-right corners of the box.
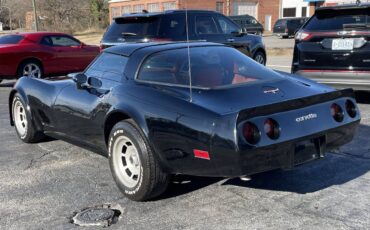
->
(103, 17), (160, 42)
(0, 35), (24, 44)
(138, 46), (281, 88)
(304, 9), (370, 31)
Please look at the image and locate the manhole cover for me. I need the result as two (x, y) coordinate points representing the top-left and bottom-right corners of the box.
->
(71, 204), (123, 227)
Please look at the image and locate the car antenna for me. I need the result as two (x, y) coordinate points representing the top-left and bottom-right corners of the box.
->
(185, 0), (193, 102)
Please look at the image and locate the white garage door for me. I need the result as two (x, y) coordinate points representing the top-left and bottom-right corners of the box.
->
(233, 2), (257, 17)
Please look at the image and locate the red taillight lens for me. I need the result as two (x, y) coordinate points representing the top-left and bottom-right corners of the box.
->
(243, 122), (260, 145)
(295, 31), (312, 41)
(264, 118), (280, 140)
(331, 103), (344, 122)
(345, 100), (357, 118)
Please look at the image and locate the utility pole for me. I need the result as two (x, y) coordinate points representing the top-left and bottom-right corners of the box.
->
(32, 0), (38, 31)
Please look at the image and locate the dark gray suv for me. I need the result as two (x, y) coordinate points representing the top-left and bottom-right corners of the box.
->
(101, 10), (267, 65)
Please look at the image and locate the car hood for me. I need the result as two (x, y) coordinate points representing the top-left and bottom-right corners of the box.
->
(169, 73), (334, 115)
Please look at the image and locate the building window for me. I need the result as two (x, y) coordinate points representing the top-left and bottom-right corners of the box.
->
(163, 2), (177, 11)
(148, 3), (160, 12)
(111, 7), (121, 19)
(216, 2), (224, 14)
(122, 6), (131, 14)
(133, 4), (145, 13)
(301, 7), (307, 17)
(283, 8), (296, 18)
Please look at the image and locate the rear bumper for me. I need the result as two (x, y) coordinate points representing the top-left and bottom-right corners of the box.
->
(295, 70), (370, 91)
(273, 32), (288, 37)
(207, 120), (359, 177)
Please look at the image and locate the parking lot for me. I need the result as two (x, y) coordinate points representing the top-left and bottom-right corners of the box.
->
(1, 49), (370, 229)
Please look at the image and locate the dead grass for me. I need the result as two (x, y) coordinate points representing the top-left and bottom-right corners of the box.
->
(74, 29), (105, 45)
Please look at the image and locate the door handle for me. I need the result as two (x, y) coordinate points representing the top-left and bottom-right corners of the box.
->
(227, 38), (235, 42)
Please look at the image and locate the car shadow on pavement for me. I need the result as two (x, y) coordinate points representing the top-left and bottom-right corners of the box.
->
(222, 124), (370, 194)
(155, 175), (223, 200)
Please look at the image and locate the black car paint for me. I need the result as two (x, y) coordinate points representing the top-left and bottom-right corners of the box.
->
(273, 17), (308, 38)
(229, 15), (264, 35)
(292, 3), (370, 90)
(101, 10), (266, 63)
(9, 42), (360, 177)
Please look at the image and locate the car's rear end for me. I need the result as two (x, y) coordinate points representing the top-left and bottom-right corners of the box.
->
(207, 88), (360, 177)
(0, 34), (25, 79)
(292, 4), (370, 90)
(273, 19), (288, 37)
(101, 12), (185, 50)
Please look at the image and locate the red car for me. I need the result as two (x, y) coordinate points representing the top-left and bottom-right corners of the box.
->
(0, 32), (99, 83)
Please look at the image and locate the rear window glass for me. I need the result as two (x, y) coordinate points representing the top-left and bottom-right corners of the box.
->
(0, 35), (24, 44)
(304, 9), (370, 31)
(275, 20), (287, 27)
(103, 17), (160, 42)
(138, 46), (281, 88)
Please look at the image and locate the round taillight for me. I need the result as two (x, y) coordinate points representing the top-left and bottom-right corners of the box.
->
(345, 100), (357, 118)
(331, 103), (344, 122)
(264, 118), (280, 140)
(243, 122), (260, 145)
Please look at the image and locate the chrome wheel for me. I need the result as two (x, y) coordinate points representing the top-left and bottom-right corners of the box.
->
(13, 100), (28, 138)
(255, 54), (265, 65)
(112, 136), (141, 188)
(22, 63), (41, 78)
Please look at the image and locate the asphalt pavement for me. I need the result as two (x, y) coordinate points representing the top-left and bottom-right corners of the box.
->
(1, 56), (370, 229)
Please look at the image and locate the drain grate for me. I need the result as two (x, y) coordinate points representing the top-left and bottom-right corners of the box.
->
(71, 204), (123, 227)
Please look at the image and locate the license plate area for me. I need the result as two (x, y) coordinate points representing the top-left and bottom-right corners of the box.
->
(294, 136), (326, 165)
(332, 39), (354, 50)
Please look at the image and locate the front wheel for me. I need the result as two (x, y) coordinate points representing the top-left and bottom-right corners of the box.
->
(254, 51), (266, 66)
(109, 120), (169, 201)
(18, 61), (43, 78)
(12, 94), (44, 143)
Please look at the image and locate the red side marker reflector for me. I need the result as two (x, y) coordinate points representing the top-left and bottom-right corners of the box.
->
(193, 149), (210, 160)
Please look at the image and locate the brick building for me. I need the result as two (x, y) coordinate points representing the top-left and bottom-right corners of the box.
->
(108, 0), (366, 31)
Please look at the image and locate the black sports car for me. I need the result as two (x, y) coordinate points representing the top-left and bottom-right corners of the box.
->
(9, 42), (360, 201)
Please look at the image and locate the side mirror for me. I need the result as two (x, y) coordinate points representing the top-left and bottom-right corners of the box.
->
(80, 43), (86, 48)
(87, 77), (102, 89)
(73, 73), (88, 89)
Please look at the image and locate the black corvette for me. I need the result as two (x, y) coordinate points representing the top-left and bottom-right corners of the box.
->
(9, 42), (360, 201)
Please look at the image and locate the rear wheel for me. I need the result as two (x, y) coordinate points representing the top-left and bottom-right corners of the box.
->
(12, 94), (44, 143)
(109, 120), (169, 201)
(18, 61), (43, 78)
(254, 51), (266, 65)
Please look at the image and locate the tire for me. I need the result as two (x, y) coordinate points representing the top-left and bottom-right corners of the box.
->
(17, 60), (43, 78)
(108, 119), (169, 201)
(0, 79), (2, 84)
(253, 51), (266, 66)
(12, 94), (44, 143)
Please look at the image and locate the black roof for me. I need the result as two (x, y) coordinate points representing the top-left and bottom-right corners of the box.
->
(316, 2), (370, 12)
(114, 9), (221, 19)
(104, 42), (224, 57)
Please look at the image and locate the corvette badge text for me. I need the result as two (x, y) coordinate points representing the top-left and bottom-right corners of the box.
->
(295, 113), (318, 123)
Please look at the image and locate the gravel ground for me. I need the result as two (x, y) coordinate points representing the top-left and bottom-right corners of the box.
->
(1, 59), (370, 229)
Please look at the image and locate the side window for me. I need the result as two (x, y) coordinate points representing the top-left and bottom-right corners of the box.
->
(50, 36), (81, 47)
(138, 51), (180, 84)
(40, 36), (53, 46)
(195, 16), (219, 35)
(216, 16), (240, 34)
(85, 53), (127, 81)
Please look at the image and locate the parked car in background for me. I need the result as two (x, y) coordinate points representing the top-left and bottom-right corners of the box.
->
(292, 3), (370, 90)
(10, 42), (360, 201)
(273, 17), (308, 38)
(0, 32), (99, 83)
(229, 14), (264, 35)
(101, 10), (267, 65)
